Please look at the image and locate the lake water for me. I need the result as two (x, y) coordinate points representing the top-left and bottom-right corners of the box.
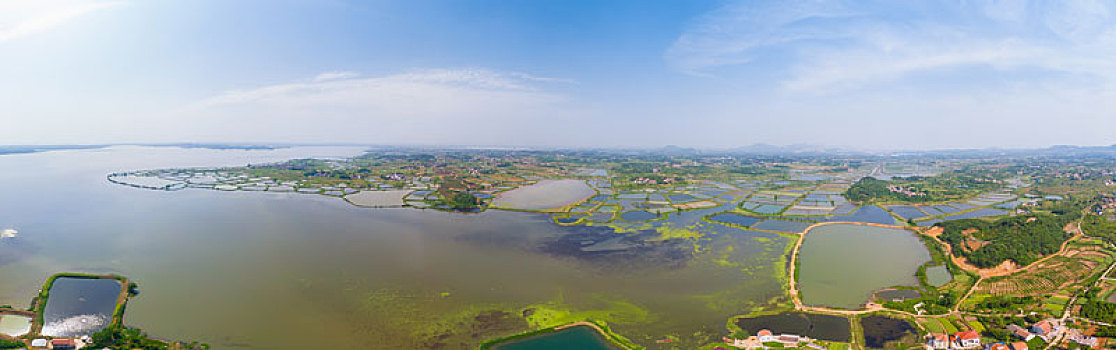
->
(489, 326), (617, 350)
(41, 277), (122, 337)
(0, 146), (790, 349)
(797, 224), (930, 309)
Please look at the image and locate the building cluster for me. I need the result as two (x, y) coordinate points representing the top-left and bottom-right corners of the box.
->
(23, 336), (94, 349)
(925, 330), (983, 350)
(1093, 194), (1116, 214)
(923, 318), (1104, 350)
(722, 329), (828, 350)
(887, 185), (926, 197)
(632, 177), (676, 185)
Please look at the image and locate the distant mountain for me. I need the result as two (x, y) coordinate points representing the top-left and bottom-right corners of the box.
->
(725, 143), (858, 155)
(0, 145), (107, 155)
(657, 145), (700, 155)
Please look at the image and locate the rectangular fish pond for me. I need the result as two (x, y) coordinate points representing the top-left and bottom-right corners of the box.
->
(39, 275), (128, 337)
(0, 314), (32, 337)
(706, 213), (762, 228)
(734, 312), (850, 342)
(860, 315), (917, 349)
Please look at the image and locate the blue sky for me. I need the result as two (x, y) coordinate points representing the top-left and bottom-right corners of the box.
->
(2, 0), (1115, 150)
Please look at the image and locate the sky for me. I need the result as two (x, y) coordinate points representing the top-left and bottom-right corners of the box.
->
(2, 0), (1115, 150)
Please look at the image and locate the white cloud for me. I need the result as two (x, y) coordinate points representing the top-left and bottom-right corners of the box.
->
(0, 0), (123, 43)
(667, 0), (1116, 93)
(312, 71), (360, 82)
(169, 68), (572, 145)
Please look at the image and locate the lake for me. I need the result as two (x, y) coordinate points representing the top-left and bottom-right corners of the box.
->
(0, 146), (790, 349)
(797, 224), (930, 309)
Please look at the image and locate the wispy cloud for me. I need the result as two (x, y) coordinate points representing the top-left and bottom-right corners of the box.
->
(312, 71), (360, 82)
(202, 68), (566, 107)
(667, 0), (1116, 93)
(0, 0), (123, 43)
(175, 68), (572, 144)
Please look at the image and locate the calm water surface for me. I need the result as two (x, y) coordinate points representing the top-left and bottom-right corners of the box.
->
(490, 326), (617, 350)
(797, 224), (930, 309)
(41, 277), (122, 337)
(0, 146), (789, 349)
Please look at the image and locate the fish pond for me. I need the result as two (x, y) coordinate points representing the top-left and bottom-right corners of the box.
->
(797, 224), (931, 309)
(706, 213), (761, 228)
(860, 315), (917, 349)
(491, 180), (596, 210)
(872, 289), (921, 302)
(40, 277), (123, 337)
(925, 266), (952, 286)
(619, 210), (659, 222)
(488, 326), (618, 350)
(733, 312), (850, 342)
(0, 314), (31, 336)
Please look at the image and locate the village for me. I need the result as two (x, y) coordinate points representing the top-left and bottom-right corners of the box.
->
(712, 317), (1107, 350)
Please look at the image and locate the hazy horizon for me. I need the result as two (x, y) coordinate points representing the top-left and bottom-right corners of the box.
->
(3, 0), (1116, 149)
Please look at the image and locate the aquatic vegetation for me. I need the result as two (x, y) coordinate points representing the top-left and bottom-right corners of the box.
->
(523, 299), (653, 330)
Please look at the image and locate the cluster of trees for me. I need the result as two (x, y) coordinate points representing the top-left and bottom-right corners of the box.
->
(1081, 300), (1116, 323)
(977, 314), (1047, 341)
(846, 177), (911, 202)
(845, 171), (1006, 203)
(845, 177), (934, 203)
(971, 296), (1039, 313)
(1093, 325), (1116, 337)
(0, 339), (25, 349)
(1083, 212), (1116, 243)
(91, 325), (209, 350)
(882, 290), (956, 314)
(938, 211), (1080, 268)
(444, 191), (479, 209)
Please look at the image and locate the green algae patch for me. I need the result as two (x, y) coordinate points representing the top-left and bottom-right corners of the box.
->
(523, 299), (654, 329)
(655, 226), (703, 241)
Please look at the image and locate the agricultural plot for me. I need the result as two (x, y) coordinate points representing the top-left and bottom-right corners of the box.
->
(976, 252), (1111, 297)
(939, 208), (1009, 221)
(948, 203), (976, 211)
(930, 205), (959, 214)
